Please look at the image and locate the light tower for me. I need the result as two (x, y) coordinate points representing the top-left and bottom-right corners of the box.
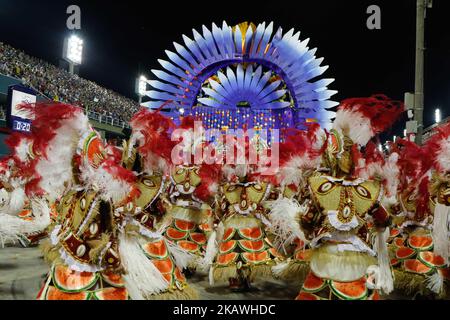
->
(63, 34), (83, 74)
(435, 108), (441, 124)
(136, 75), (148, 104)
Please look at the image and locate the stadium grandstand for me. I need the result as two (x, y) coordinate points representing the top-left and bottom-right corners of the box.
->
(0, 42), (139, 126)
(0, 42), (141, 156)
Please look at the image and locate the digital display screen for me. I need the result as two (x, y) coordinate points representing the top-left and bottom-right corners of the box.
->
(10, 89), (36, 120)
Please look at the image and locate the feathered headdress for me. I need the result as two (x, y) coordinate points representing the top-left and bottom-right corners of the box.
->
(76, 129), (137, 205)
(17, 102), (90, 199)
(333, 95), (405, 146)
(278, 123), (327, 187)
(129, 108), (176, 175)
(424, 122), (450, 265)
(354, 141), (400, 199)
(425, 122), (450, 174)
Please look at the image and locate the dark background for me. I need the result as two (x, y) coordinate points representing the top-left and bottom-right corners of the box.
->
(1, 0), (449, 136)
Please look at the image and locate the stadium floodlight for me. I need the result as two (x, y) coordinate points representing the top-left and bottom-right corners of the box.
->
(136, 75), (148, 104)
(435, 108), (441, 124)
(138, 75), (147, 96)
(64, 35), (83, 65)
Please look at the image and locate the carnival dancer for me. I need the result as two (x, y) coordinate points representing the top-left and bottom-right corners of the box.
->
(270, 95), (404, 300)
(25, 103), (128, 300)
(422, 123), (450, 296)
(0, 133), (52, 247)
(270, 125), (327, 283)
(374, 138), (444, 298)
(22, 102), (168, 300)
(122, 108), (198, 299)
(202, 133), (284, 291)
(162, 117), (220, 272)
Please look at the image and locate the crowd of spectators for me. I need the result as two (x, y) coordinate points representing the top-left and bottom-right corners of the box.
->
(0, 42), (140, 124)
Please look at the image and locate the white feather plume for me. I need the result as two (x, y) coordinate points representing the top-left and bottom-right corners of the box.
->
(80, 163), (133, 206)
(0, 198), (51, 247)
(6, 187), (26, 216)
(118, 232), (169, 300)
(436, 136), (450, 173)
(369, 228), (394, 294)
(35, 113), (90, 201)
(333, 109), (374, 146)
(269, 197), (307, 252)
(433, 203), (450, 264)
(165, 239), (196, 270)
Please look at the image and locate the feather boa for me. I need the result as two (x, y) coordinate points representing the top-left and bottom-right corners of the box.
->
(0, 198), (50, 247)
(367, 228), (394, 294)
(268, 197), (307, 253)
(118, 232), (169, 300)
(432, 203), (450, 264)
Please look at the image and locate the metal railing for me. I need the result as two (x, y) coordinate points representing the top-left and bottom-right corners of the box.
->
(86, 110), (130, 129)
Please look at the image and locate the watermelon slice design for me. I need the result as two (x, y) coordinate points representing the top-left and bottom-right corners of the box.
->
(174, 267), (186, 282)
(418, 251), (446, 269)
(238, 240), (265, 253)
(219, 240), (238, 254)
(390, 258), (400, 267)
(390, 228), (401, 238)
(296, 291), (321, 300)
(330, 278), (368, 300)
(302, 273), (327, 293)
(45, 286), (91, 300)
(408, 235), (433, 251)
(92, 288), (128, 300)
(175, 219), (196, 231)
(393, 237), (405, 248)
(142, 239), (169, 259)
(52, 265), (98, 293)
(153, 258), (175, 274)
(190, 233), (207, 245)
(216, 252), (239, 266)
(166, 227), (188, 241)
(101, 271), (125, 288)
(242, 251), (270, 264)
(222, 228), (235, 242)
(237, 227), (263, 240)
(403, 259), (433, 275)
(178, 240), (200, 253)
(395, 247), (416, 260)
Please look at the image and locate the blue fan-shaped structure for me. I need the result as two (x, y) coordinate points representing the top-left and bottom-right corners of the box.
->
(198, 65), (290, 110)
(144, 21), (338, 130)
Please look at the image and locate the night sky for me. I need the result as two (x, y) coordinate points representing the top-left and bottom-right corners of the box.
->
(1, 0), (449, 138)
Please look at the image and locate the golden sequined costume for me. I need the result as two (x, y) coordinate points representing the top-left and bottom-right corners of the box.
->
(379, 139), (449, 298)
(38, 124), (132, 300)
(160, 117), (220, 269)
(202, 134), (284, 291)
(210, 180), (283, 287)
(163, 165), (211, 259)
(271, 95), (404, 300)
(125, 109), (199, 299)
(29, 103), (171, 300)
